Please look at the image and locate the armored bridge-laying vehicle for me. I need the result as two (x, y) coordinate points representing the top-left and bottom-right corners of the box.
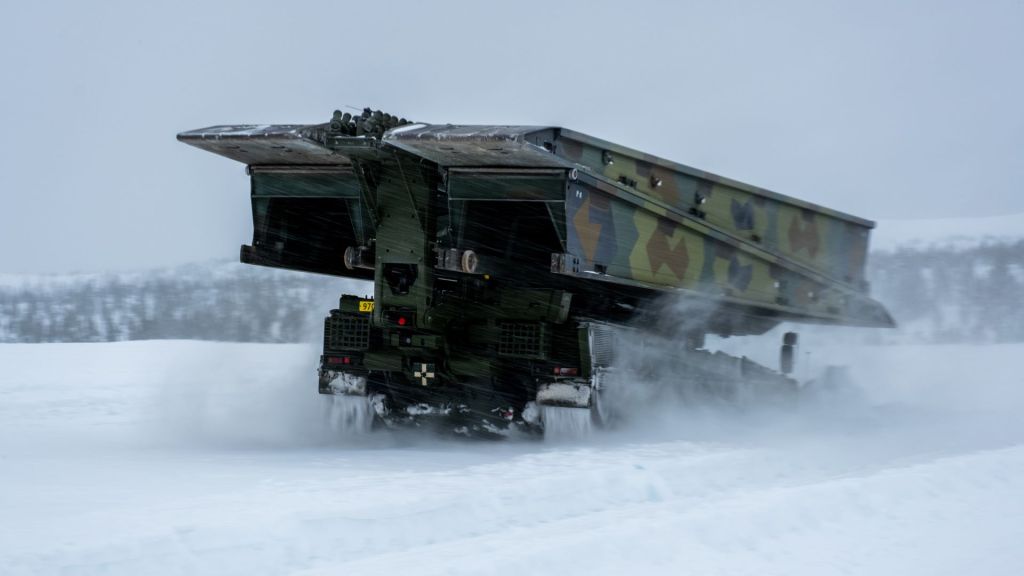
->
(179, 108), (893, 435)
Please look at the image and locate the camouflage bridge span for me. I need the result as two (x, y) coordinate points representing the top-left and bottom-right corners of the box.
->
(178, 108), (892, 430)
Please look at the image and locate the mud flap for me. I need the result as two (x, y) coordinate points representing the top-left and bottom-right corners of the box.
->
(535, 381), (593, 409)
(320, 370), (368, 396)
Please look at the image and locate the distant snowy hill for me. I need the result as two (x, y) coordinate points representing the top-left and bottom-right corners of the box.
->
(872, 212), (1024, 252)
(1, 214), (1022, 344)
(0, 262), (369, 344)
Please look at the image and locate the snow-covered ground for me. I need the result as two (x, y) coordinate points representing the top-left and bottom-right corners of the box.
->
(1, 340), (1023, 575)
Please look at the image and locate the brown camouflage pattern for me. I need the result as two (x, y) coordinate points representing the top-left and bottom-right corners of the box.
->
(554, 130), (872, 289)
(561, 174), (887, 326)
(179, 113), (893, 329)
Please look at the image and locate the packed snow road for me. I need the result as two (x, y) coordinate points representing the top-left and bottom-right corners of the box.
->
(1, 340), (1023, 575)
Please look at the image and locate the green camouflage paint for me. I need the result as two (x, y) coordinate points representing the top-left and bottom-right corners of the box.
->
(178, 108), (892, 422)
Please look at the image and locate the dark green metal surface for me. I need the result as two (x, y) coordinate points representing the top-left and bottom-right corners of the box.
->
(178, 107), (893, 424)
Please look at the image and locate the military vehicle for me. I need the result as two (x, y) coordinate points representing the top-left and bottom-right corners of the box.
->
(178, 108), (893, 436)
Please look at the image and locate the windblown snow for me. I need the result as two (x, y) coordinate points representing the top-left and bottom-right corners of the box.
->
(3, 213), (1024, 574)
(1, 340), (1023, 575)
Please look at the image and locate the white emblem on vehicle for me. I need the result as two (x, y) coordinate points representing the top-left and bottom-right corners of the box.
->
(413, 363), (435, 386)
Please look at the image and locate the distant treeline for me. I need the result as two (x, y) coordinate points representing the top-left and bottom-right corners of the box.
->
(869, 240), (1024, 343)
(0, 264), (366, 344)
(1, 241), (1022, 344)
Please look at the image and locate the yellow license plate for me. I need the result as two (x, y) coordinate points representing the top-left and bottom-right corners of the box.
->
(358, 300), (375, 313)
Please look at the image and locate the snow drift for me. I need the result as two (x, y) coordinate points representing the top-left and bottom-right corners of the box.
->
(1, 339), (1023, 575)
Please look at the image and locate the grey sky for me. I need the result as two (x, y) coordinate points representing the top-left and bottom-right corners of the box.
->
(2, 0), (1021, 273)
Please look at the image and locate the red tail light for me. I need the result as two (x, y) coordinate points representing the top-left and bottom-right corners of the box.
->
(385, 310), (415, 327)
(553, 367), (579, 376)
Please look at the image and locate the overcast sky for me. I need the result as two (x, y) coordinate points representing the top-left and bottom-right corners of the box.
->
(2, 0), (1021, 274)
